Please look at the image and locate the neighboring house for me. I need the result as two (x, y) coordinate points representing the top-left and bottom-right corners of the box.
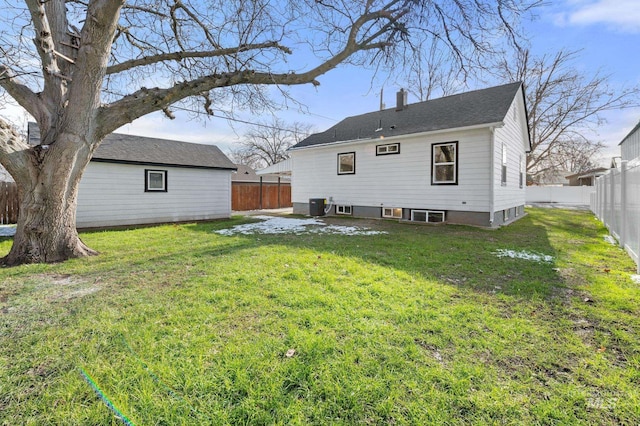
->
(231, 164), (291, 210)
(565, 168), (609, 186)
(289, 82), (531, 227)
(28, 123), (236, 228)
(620, 120), (640, 161)
(527, 169), (571, 187)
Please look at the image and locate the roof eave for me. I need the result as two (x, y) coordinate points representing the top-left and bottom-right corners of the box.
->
(90, 157), (237, 171)
(289, 121), (505, 151)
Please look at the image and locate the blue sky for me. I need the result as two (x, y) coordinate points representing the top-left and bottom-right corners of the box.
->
(4, 0), (640, 164)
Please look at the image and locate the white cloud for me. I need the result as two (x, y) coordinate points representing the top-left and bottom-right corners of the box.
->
(558, 0), (640, 33)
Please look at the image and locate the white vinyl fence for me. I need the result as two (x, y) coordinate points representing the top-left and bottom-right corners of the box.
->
(527, 186), (593, 205)
(591, 160), (640, 273)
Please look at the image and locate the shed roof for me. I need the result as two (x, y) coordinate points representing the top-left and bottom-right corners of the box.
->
(291, 82), (527, 150)
(27, 122), (236, 171)
(232, 164), (289, 182)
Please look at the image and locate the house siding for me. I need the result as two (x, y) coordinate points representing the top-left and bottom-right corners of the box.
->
(76, 162), (231, 228)
(493, 92), (528, 214)
(621, 124), (640, 161)
(291, 128), (493, 217)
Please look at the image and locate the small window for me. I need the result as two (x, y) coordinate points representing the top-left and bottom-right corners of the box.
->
(519, 155), (524, 189)
(145, 169), (167, 192)
(411, 210), (445, 223)
(501, 142), (507, 186)
(503, 209), (510, 222)
(338, 152), (355, 175)
(336, 205), (352, 215)
(432, 142), (457, 185)
(376, 143), (400, 156)
(382, 207), (402, 218)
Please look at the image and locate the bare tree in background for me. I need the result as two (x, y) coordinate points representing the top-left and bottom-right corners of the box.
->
(229, 119), (312, 169)
(401, 36), (467, 101)
(0, 0), (537, 265)
(498, 49), (639, 184)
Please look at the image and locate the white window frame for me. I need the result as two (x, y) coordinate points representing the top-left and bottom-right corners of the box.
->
(432, 142), (458, 185)
(376, 143), (400, 156)
(145, 169), (167, 192)
(382, 207), (402, 218)
(337, 152), (356, 175)
(503, 209), (510, 222)
(501, 142), (507, 186)
(411, 210), (445, 223)
(336, 205), (352, 215)
(519, 154), (524, 189)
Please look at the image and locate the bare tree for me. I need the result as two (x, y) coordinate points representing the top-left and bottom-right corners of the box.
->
(401, 36), (467, 102)
(0, 0), (536, 265)
(229, 119), (312, 169)
(497, 49), (639, 183)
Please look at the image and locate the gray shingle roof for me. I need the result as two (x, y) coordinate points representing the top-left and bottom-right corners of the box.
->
(28, 123), (236, 170)
(292, 82), (525, 149)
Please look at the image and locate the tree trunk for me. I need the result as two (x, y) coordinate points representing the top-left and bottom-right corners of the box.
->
(1, 139), (98, 266)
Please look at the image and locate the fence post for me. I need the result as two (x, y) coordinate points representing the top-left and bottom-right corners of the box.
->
(609, 171), (615, 233)
(277, 177), (281, 209)
(259, 176), (263, 210)
(620, 161), (627, 248)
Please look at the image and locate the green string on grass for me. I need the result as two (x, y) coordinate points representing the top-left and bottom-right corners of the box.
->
(79, 367), (136, 426)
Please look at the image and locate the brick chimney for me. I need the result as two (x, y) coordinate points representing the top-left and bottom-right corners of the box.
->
(396, 88), (408, 111)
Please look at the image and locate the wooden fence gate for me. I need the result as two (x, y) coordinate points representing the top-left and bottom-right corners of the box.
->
(232, 181), (291, 211)
(0, 182), (19, 224)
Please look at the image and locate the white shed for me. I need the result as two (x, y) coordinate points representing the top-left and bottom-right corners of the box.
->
(288, 82), (531, 227)
(28, 123), (236, 228)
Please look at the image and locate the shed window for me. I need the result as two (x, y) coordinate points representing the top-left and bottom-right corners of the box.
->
(145, 169), (167, 192)
(376, 143), (400, 156)
(338, 152), (355, 175)
(382, 207), (402, 218)
(432, 142), (457, 184)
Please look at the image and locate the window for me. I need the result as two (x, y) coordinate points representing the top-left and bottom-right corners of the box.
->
(382, 207), (402, 218)
(145, 169), (167, 192)
(411, 210), (445, 223)
(338, 152), (355, 175)
(503, 209), (510, 222)
(432, 142), (457, 185)
(501, 142), (507, 186)
(519, 155), (524, 189)
(376, 143), (400, 156)
(336, 205), (352, 215)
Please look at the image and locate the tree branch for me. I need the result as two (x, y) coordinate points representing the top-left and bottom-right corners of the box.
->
(24, 0), (65, 104)
(0, 65), (47, 121)
(105, 41), (292, 75)
(0, 117), (31, 183)
(96, 2), (409, 136)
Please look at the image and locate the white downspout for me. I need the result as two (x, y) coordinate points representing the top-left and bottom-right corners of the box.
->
(489, 127), (495, 226)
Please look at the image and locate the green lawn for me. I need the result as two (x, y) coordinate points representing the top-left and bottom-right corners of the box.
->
(1, 208), (639, 425)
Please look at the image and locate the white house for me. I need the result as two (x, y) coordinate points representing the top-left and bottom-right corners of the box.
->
(28, 123), (236, 228)
(620, 120), (640, 161)
(289, 82), (531, 227)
